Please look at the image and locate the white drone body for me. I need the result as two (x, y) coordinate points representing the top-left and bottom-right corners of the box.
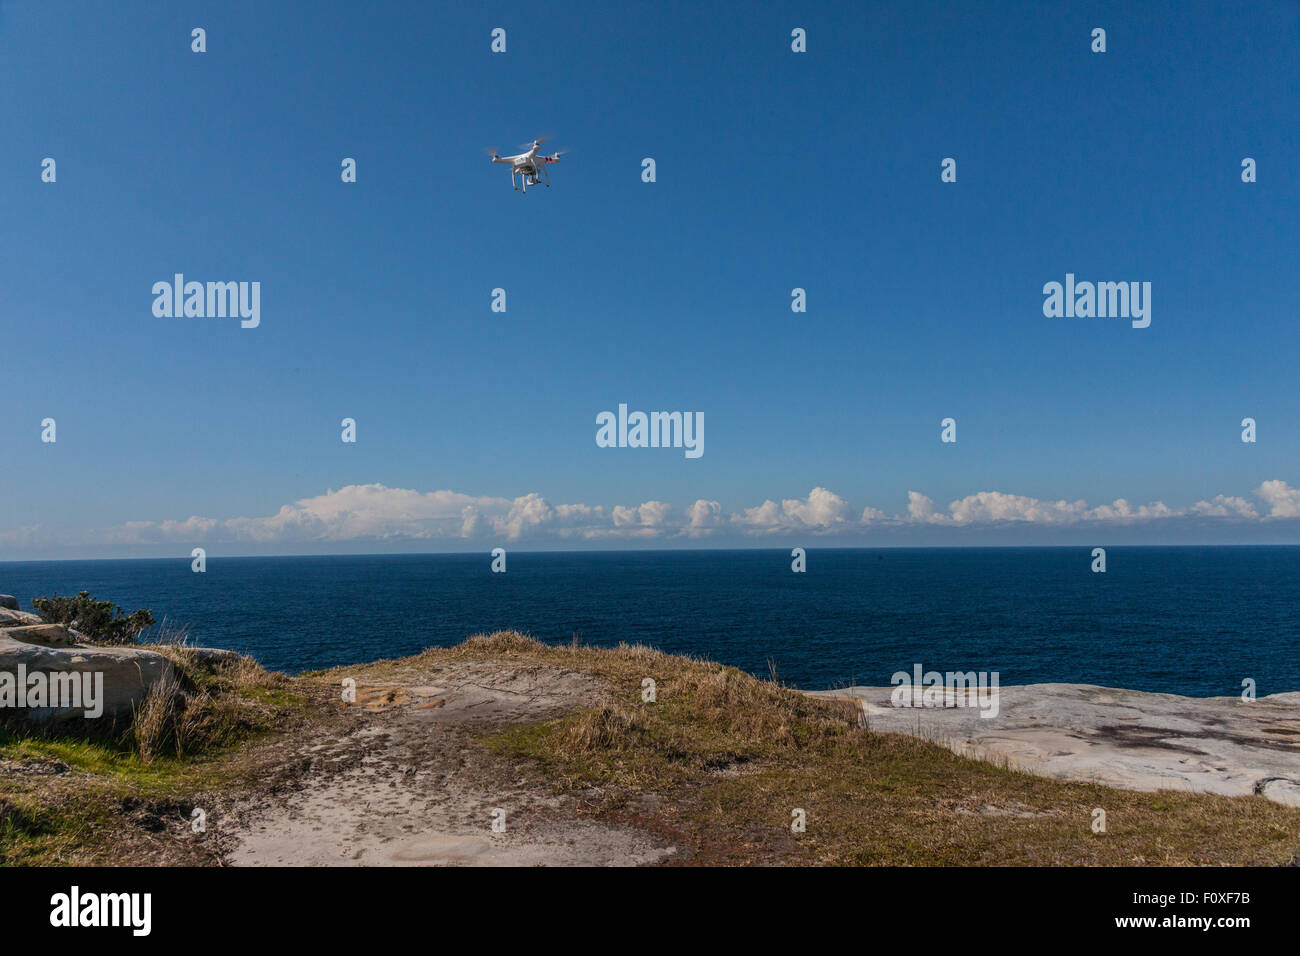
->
(488, 138), (565, 193)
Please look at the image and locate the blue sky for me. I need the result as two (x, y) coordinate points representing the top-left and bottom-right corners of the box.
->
(2, 0), (1298, 558)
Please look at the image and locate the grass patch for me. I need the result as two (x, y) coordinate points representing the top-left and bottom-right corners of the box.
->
(461, 631), (1300, 866)
(0, 646), (312, 865)
(0, 792), (102, 866)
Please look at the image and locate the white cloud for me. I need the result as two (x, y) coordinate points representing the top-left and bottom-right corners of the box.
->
(613, 500), (673, 528)
(730, 487), (852, 534)
(5, 479), (1296, 554)
(1256, 480), (1300, 518)
(785, 486), (852, 527)
(220, 485), (510, 541)
(1190, 495), (1258, 519)
(684, 499), (723, 536)
(907, 491), (942, 523)
(1081, 498), (1177, 522)
(948, 491), (1090, 525)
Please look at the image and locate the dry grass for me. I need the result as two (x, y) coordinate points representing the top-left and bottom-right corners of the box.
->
(141, 645), (301, 761)
(131, 670), (182, 763)
(435, 631), (1300, 866)
(7, 629), (1300, 867)
(129, 621), (291, 763)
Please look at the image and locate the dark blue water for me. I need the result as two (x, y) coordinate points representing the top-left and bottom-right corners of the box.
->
(2, 548), (1297, 695)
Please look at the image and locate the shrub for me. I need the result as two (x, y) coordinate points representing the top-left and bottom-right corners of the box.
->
(32, 591), (155, 646)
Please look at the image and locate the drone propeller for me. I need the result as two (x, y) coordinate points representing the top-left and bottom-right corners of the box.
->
(484, 146), (501, 159)
(519, 135), (551, 149)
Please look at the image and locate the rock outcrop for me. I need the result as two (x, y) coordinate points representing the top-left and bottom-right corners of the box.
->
(0, 608), (39, 628)
(0, 605), (175, 724)
(4, 623), (76, 647)
(806, 683), (1300, 806)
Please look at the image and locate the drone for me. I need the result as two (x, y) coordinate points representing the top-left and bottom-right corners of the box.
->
(487, 137), (566, 193)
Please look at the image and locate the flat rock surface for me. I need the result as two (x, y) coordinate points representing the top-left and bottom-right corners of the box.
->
(806, 683), (1300, 806)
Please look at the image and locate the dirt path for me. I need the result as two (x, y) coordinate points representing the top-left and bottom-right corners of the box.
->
(219, 660), (677, 866)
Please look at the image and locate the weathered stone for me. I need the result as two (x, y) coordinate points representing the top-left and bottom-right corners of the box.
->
(0, 632), (175, 723)
(0, 595), (18, 611)
(0, 607), (42, 628)
(806, 683), (1300, 807)
(3, 624), (74, 647)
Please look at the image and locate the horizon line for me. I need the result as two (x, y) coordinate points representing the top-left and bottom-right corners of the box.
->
(4, 541), (1300, 564)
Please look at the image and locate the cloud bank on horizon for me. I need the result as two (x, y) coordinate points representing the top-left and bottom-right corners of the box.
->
(4, 480), (1299, 554)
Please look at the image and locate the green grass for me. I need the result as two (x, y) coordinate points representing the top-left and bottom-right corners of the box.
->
(0, 731), (233, 790)
(235, 686), (310, 709)
(0, 791), (111, 866)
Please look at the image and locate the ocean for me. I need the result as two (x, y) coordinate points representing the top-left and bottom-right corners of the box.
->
(1, 547), (1297, 695)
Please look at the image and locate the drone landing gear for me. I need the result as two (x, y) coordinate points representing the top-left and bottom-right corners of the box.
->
(511, 166), (548, 194)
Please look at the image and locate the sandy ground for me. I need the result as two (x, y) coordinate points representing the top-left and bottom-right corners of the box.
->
(221, 661), (677, 866)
